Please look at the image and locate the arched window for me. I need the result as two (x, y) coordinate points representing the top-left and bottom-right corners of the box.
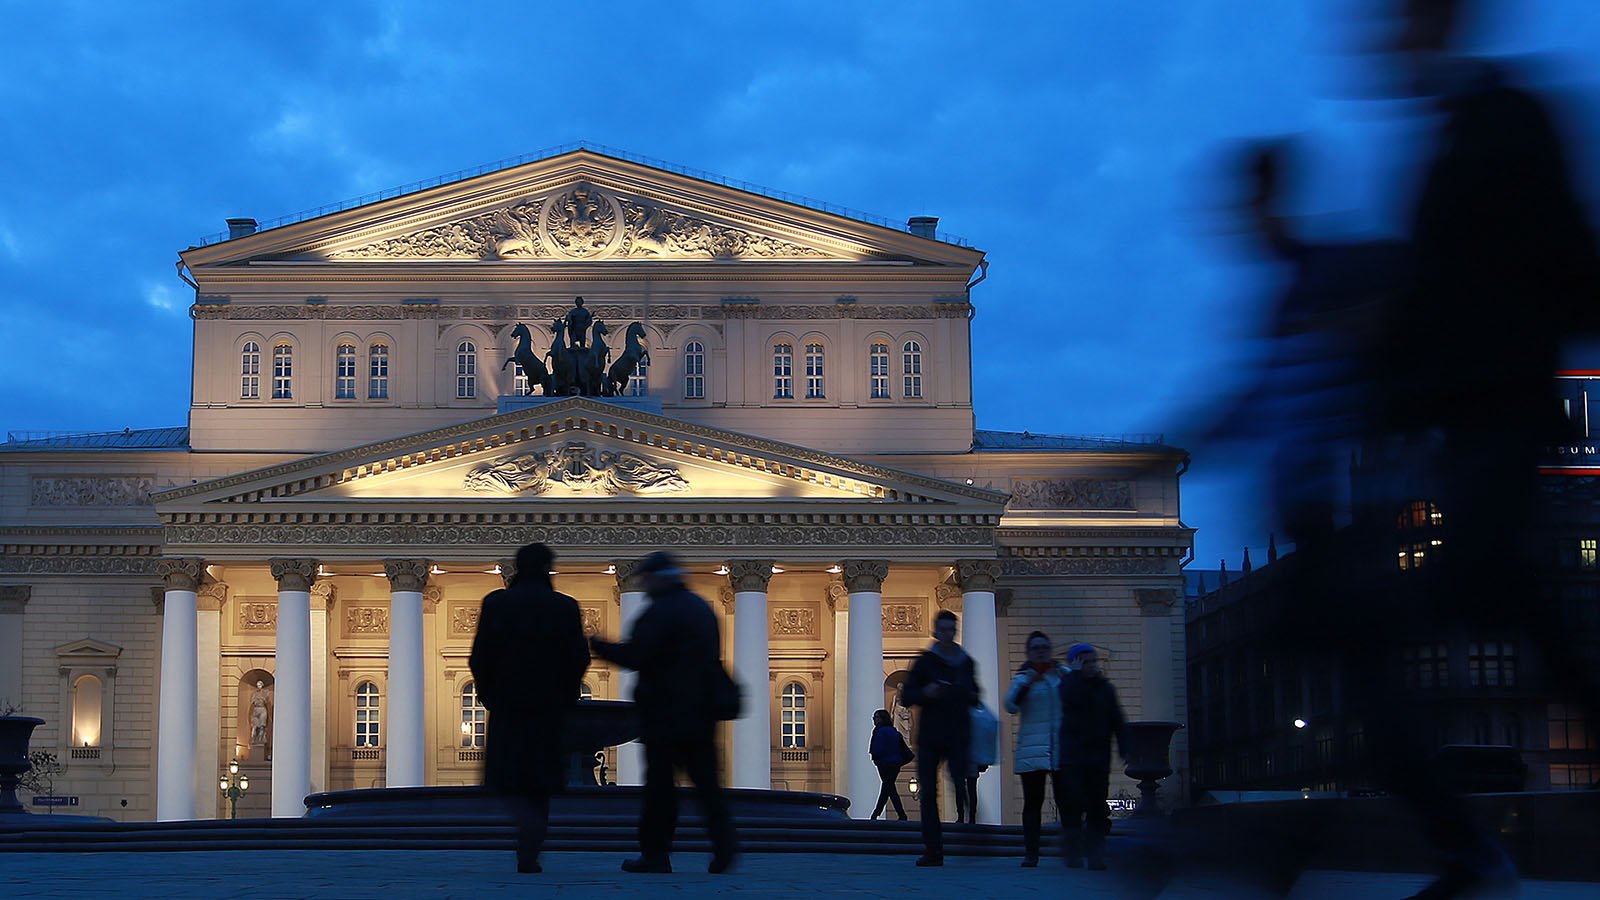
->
(804, 343), (825, 399)
(869, 342), (890, 399)
(71, 674), (103, 748)
(368, 343), (389, 399)
(773, 343), (794, 399)
(780, 682), (807, 748)
(627, 350), (650, 396)
(335, 343), (357, 399)
(579, 682), (594, 701)
(902, 340), (923, 398)
(354, 681), (381, 748)
(456, 341), (477, 399)
(460, 681), (487, 748)
(1396, 499), (1444, 570)
(240, 341), (261, 399)
(272, 344), (293, 399)
(683, 340), (705, 399)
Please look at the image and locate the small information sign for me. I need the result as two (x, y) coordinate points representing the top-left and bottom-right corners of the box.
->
(31, 795), (79, 807)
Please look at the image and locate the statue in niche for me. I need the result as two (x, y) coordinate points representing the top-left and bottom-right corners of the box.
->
(890, 684), (914, 749)
(249, 680), (273, 747)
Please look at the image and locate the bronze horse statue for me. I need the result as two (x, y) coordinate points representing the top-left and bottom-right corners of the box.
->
(605, 322), (651, 396)
(502, 322), (551, 395)
(584, 320), (611, 397)
(547, 319), (579, 395)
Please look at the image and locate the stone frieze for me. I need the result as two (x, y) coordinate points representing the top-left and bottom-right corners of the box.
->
(163, 522), (995, 550)
(30, 476), (155, 508)
(1007, 479), (1135, 511)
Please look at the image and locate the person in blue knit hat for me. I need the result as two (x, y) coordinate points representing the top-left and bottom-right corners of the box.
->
(1057, 643), (1130, 870)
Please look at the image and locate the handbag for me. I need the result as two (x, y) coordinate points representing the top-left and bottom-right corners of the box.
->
(709, 661), (743, 721)
(970, 703), (999, 767)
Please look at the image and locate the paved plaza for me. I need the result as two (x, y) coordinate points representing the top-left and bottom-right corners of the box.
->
(2, 850), (1593, 899)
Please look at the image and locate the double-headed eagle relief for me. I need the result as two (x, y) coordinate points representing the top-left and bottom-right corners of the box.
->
(465, 442), (690, 496)
(327, 183), (826, 261)
(502, 297), (649, 397)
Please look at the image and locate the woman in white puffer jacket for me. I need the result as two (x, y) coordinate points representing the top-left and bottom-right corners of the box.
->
(1004, 630), (1070, 867)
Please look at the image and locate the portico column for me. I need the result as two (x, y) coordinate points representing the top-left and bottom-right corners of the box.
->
(155, 558), (202, 821)
(0, 587), (29, 725)
(844, 559), (889, 819)
(956, 560), (1003, 825)
(1136, 590), (1178, 720)
(728, 560), (774, 790)
(309, 581), (336, 794)
(383, 559), (429, 788)
(269, 558), (316, 817)
(193, 582), (227, 818)
(611, 559), (647, 786)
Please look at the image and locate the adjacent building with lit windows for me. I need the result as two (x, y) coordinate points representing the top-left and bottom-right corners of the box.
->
(0, 147), (1192, 823)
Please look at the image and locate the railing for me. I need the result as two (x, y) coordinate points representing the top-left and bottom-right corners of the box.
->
(773, 747), (829, 765)
(350, 748), (382, 762)
(458, 749), (485, 762)
(190, 140), (972, 249)
(69, 747), (100, 760)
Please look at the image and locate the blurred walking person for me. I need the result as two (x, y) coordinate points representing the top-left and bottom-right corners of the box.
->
(1057, 643), (1128, 871)
(902, 609), (980, 867)
(590, 551), (739, 874)
(468, 542), (590, 874)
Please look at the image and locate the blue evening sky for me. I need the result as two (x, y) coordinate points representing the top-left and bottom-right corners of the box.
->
(1, 1), (1596, 568)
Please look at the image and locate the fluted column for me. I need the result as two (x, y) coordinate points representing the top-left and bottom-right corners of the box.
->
(269, 558), (316, 817)
(155, 558), (202, 821)
(728, 560), (774, 790)
(956, 560), (1003, 825)
(309, 581), (336, 794)
(384, 559), (430, 788)
(844, 559), (888, 819)
(1137, 590), (1178, 720)
(194, 582), (227, 818)
(612, 559), (647, 786)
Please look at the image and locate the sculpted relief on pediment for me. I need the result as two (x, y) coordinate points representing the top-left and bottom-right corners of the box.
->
(326, 183), (833, 262)
(465, 441), (690, 497)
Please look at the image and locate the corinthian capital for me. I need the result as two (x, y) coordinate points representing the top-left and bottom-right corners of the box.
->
(0, 585), (30, 615)
(842, 559), (889, 593)
(1136, 589), (1177, 617)
(954, 559), (1001, 594)
(613, 559), (645, 594)
(196, 582), (230, 612)
(727, 560), (774, 594)
(498, 558), (516, 588)
(269, 558), (319, 593)
(156, 558), (205, 593)
(383, 559), (431, 592)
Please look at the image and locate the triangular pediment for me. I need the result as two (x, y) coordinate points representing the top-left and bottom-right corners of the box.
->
(181, 149), (983, 268)
(55, 638), (122, 660)
(153, 398), (1008, 510)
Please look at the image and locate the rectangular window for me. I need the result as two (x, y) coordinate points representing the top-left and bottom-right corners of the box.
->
(869, 343), (890, 399)
(1403, 643), (1449, 689)
(804, 343), (825, 399)
(335, 345), (357, 399)
(773, 344), (793, 399)
(368, 344), (389, 399)
(1581, 538), (1597, 570)
(1468, 641), (1516, 688)
(1550, 763), (1600, 791)
(1549, 703), (1594, 750)
(628, 353), (650, 396)
(272, 345), (293, 399)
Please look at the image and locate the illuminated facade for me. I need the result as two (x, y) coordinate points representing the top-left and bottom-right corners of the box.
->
(0, 148), (1192, 822)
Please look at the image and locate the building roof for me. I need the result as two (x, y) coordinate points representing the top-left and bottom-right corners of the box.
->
(971, 429), (1177, 453)
(0, 427), (190, 452)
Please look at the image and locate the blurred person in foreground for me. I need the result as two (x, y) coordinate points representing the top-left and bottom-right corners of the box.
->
(468, 542), (590, 874)
(1195, 1), (1599, 895)
(589, 551), (739, 874)
(902, 609), (980, 867)
(1057, 644), (1129, 871)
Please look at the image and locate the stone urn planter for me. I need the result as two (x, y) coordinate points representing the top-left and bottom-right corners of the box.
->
(0, 715), (45, 815)
(1122, 720), (1183, 816)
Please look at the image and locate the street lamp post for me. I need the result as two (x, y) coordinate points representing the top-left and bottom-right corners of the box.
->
(219, 758), (249, 819)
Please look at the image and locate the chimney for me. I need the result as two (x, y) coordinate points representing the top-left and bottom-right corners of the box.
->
(226, 218), (258, 240)
(907, 216), (939, 239)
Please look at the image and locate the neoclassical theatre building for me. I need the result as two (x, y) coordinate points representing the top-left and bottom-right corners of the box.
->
(0, 148), (1192, 823)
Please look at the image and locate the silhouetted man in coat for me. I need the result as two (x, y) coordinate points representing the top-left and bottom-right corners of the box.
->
(589, 551), (738, 874)
(468, 542), (589, 874)
(1057, 643), (1129, 871)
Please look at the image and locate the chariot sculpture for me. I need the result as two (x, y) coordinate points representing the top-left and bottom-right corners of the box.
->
(504, 297), (650, 397)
